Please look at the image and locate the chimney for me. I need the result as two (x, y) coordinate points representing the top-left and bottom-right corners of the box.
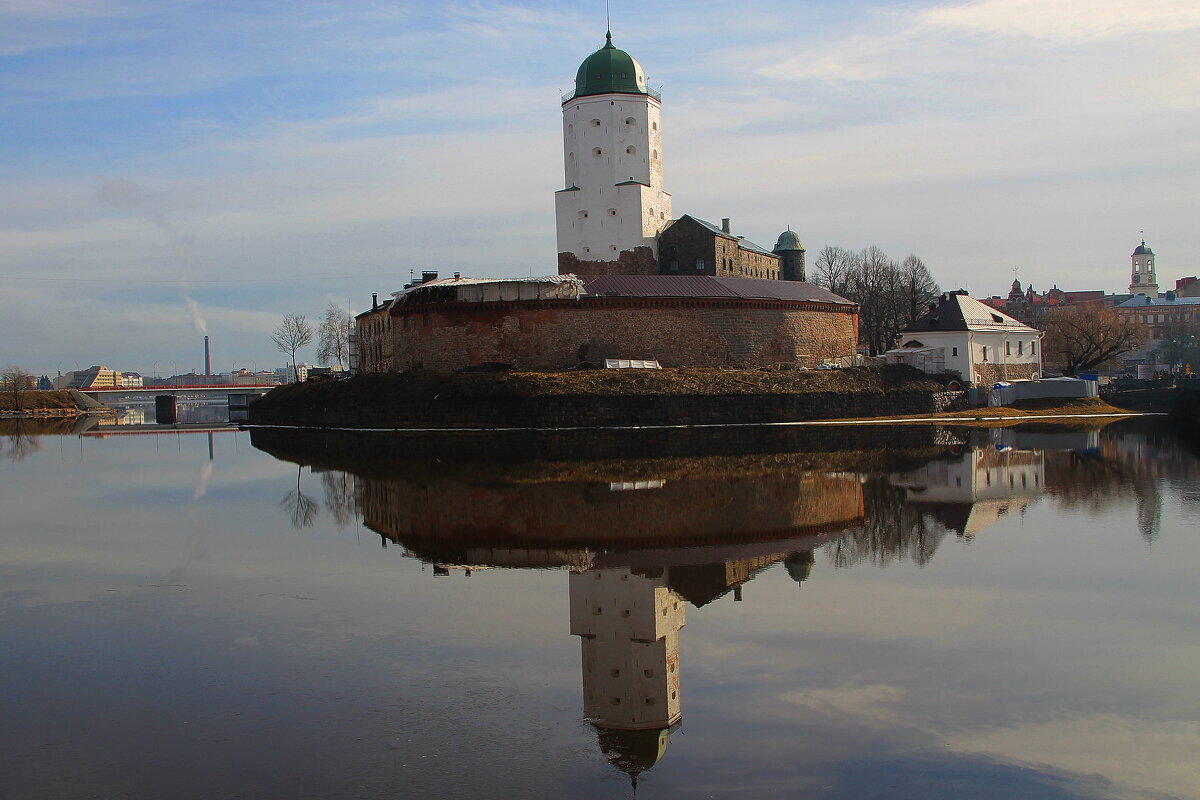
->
(721, 218), (731, 233)
(454, 272), (461, 280)
(204, 335), (211, 376)
(372, 293), (378, 310)
(421, 271), (438, 284)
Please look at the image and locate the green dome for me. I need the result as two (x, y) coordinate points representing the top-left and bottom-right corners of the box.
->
(773, 229), (805, 252)
(568, 33), (650, 101)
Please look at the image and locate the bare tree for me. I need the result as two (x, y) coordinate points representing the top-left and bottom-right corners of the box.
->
(271, 313), (315, 383)
(316, 302), (350, 368)
(2, 365), (33, 412)
(812, 246), (859, 299)
(279, 466), (320, 528)
(1043, 306), (1146, 375)
(813, 246), (942, 356)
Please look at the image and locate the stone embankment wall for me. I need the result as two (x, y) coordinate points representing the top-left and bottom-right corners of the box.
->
(249, 387), (965, 430)
(390, 298), (857, 372)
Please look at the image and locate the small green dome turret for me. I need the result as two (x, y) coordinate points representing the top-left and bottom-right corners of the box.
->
(773, 229), (805, 252)
(567, 32), (650, 102)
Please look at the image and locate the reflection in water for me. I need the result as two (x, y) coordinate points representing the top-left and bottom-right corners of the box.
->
(243, 420), (1195, 786)
(279, 465), (320, 529)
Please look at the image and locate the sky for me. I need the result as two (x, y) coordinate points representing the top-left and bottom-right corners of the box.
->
(3, 0), (1199, 376)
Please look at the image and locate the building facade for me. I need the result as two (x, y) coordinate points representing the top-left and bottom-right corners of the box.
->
(1129, 238), (1159, 295)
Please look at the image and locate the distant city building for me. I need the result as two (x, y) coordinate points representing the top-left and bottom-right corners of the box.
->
(1129, 237), (1159, 295)
(57, 365), (119, 389)
(119, 372), (144, 388)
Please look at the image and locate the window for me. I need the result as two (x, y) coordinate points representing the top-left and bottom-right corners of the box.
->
(1018, 341), (1024, 355)
(1006, 341), (1011, 356)
(607, 208), (617, 216)
(951, 346), (958, 356)
(625, 117), (635, 125)
(591, 118), (601, 127)
(592, 147), (602, 157)
(579, 210), (589, 219)
(669, 260), (678, 271)
(626, 146), (635, 154)
(651, 121), (657, 130)
(1031, 341), (1036, 354)
(695, 257), (706, 270)
(982, 346), (989, 362)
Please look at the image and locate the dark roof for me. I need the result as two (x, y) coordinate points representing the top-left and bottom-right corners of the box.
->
(1133, 240), (1154, 256)
(580, 274), (855, 305)
(905, 291), (1032, 332)
(680, 214), (775, 255)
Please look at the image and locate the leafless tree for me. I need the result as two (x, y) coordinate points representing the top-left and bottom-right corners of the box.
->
(813, 246), (941, 356)
(2, 365), (33, 411)
(1043, 306), (1146, 375)
(279, 466), (320, 528)
(271, 313), (315, 383)
(316, 302), (350, 368)
(320, 469), (357, 528)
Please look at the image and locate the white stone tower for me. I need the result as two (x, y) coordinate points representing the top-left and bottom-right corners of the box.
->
(555, 33), (672, 275)
(1129, 237), (1159, 295)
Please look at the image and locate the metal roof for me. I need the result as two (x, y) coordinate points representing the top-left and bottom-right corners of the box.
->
(580, 275), (855, 305)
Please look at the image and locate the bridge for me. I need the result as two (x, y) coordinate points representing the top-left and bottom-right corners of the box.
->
(81, 384), (276, 400)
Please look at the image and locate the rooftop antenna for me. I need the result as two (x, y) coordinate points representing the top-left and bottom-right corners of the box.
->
(606, 0), (611, 36)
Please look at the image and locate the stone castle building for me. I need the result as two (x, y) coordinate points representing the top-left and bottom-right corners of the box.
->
(554, 34), (805, 281)
(354, 32), (854, 373)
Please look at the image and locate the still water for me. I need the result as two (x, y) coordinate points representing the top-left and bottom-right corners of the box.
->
(1, 413), (1198, 799)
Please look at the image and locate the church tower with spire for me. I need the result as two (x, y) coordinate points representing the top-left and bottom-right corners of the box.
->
(1129, 237), (1159, 295)
(555, 33), (672, 275)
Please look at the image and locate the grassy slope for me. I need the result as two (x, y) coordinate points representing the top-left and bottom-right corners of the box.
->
(0, 390), (80, 413)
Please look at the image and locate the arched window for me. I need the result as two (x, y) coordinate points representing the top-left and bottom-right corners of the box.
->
(625, 117), (635, 125)
(592, 147), (602, 157)
(652, 121), (658, 131)
(579, 210), (589, 219)
(591, 118), (601, 127)
(626, 146), (635, 154)
(607, 208), (617, 216)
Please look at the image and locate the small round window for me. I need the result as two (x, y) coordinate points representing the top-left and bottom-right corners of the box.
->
(592, 147), (603, 157)
(626, 146), (635, 154)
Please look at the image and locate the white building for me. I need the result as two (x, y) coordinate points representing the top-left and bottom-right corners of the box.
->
(886, 291), (1042, 385)
(1128, 238), (1159, 296)
(555, 33), (672, 271)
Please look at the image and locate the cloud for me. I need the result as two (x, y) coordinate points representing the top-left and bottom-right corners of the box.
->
(947, 714), (1200, 799)
(922, 0), (1200, 42)
(780, 684), (906, 723)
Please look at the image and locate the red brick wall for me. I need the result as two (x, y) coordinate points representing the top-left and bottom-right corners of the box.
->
(558, 247), (658, 276)
(388, 298), (857, 371)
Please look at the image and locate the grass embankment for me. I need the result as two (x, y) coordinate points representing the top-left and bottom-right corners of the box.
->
(254, 364), (944, 408)
(0, 390), (83, 416)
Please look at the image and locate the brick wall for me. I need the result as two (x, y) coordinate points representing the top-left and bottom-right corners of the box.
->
(388, 297), (857, 371)
(559, 247), (658, 276)
(975, 362), (1039, 384)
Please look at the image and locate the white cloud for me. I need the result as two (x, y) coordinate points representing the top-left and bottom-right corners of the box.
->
(922, 0), (1200, 42)
(948, 714), (1200, 799)
(780, 684), (906, 723)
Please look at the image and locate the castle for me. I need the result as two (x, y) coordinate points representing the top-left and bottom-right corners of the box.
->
(354, 33), (855, 374)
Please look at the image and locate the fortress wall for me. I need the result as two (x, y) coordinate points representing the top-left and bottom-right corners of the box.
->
(390, 297), (857, 372)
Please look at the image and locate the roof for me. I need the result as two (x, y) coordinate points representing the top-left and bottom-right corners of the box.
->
(1133, 240), (1154, 256)
(564, 33), (657, 103)
(1118, 293), (1200, 308)
(906, 292), (1036, 333)
(580, 274), (855, 305)
(680, 215), (775, 256)
(773, 229), (805, 252)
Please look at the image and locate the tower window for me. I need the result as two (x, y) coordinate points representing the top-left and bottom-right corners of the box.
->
(590, 118), (601, 127)
(592, 147), (602, 157)
(652, 122), (658, 131)
(607, 208), (617, 216)
(652, 149), (658, 160)
(579, 210), (589, 219)
(625, 117), (635, 125)
(626, 146), (635, 154)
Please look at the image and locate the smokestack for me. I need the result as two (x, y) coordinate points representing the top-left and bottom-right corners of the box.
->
(372, 293), (378, 310)
(204, 335), (211, 376)
(421, 271), (439, 284)
(721, 218), (731, 233)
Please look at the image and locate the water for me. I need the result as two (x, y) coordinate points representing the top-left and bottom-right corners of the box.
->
(1, 417), (1197, 799)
